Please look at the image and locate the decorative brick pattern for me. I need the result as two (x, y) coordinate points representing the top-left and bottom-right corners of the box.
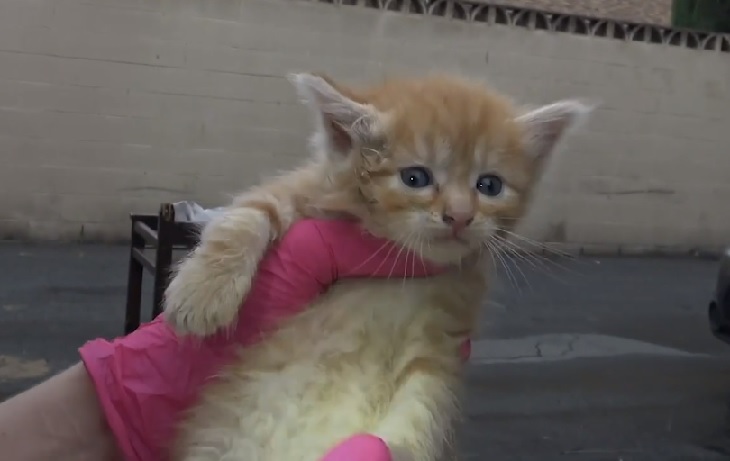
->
(493, 0), (672, 26)
(313, 0), (730, 52)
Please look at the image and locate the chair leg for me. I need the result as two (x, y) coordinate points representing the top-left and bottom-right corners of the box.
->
(152, 203), (174, 320)
(124, 222), (145, 335)
(152, 248), (171, 320)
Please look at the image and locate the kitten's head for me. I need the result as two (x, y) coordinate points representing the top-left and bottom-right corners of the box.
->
(291, 72), (593, 264)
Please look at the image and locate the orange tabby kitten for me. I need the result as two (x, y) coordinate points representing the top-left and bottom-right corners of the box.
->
(166, 72), (592, 461)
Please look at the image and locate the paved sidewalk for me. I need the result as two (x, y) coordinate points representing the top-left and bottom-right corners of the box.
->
(1, 243), (730, 460)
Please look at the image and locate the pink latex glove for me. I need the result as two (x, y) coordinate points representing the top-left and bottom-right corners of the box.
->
(322, 434), (392, 461)
(79, 219), (469, 461)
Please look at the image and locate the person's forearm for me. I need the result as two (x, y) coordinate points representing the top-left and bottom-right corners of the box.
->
(0, 363), (122, 461)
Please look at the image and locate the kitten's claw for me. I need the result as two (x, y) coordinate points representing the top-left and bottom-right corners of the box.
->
(163, 259), (252, 337)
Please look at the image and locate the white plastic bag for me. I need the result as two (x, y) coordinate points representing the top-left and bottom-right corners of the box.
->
(171, 201), (226, 224)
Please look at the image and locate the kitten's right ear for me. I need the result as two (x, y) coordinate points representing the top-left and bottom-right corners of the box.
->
(288, 72), (385, 158)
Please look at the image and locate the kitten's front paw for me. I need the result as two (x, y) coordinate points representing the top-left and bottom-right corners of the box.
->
(163, 258), (252, 337)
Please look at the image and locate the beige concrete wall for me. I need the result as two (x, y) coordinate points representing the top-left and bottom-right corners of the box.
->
(1, 0), (729, 252)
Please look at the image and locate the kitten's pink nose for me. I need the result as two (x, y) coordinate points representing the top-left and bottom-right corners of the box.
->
(442, 212), (474, 234)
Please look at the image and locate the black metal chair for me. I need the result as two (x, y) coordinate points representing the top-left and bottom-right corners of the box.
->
(124, 203), (199, 334)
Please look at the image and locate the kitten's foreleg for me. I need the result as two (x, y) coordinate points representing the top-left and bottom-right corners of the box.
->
(164, 192), (293, 336)
(373, 367), (461, 461)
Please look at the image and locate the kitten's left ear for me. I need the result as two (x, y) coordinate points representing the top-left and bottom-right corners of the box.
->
(516, 100), (596, 164)
(289, 72), (386, 158)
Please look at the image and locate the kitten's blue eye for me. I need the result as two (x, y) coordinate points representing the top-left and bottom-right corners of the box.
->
(399, 166), (433, 188)
(476, 174), (504, 197)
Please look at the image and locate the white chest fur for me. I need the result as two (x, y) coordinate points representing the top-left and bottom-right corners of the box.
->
(173, 270), (485, 461)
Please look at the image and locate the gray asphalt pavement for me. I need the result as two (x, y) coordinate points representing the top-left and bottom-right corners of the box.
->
(1, 242), (730, 460)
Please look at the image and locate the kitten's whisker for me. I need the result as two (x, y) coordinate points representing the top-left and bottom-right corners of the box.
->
(489, 242), (521, 292)
(388, 232), (414, 281)
(499, 229), (576, 261)
(495, 235), (548, 269)
(492, 234), (578, 286)
(485, 240), (520, 293)
(498, 229), (581, 277)
(483, 240), (503, 282)
(482, 244), (499, 274)
(417, 238), (427, 276)
(369, 232), (406, 279)
(485, 299), (507, 311)
(402, 236), (416, 288)
(410, 243), (415, 284)
(494, 235), (552, 273)
(400, 234), (416, 287)
(345, 237), (395, 276)
(492, 238), (533, 293)
(495, 241), (528, 293)
(410, 235), (422, 282)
